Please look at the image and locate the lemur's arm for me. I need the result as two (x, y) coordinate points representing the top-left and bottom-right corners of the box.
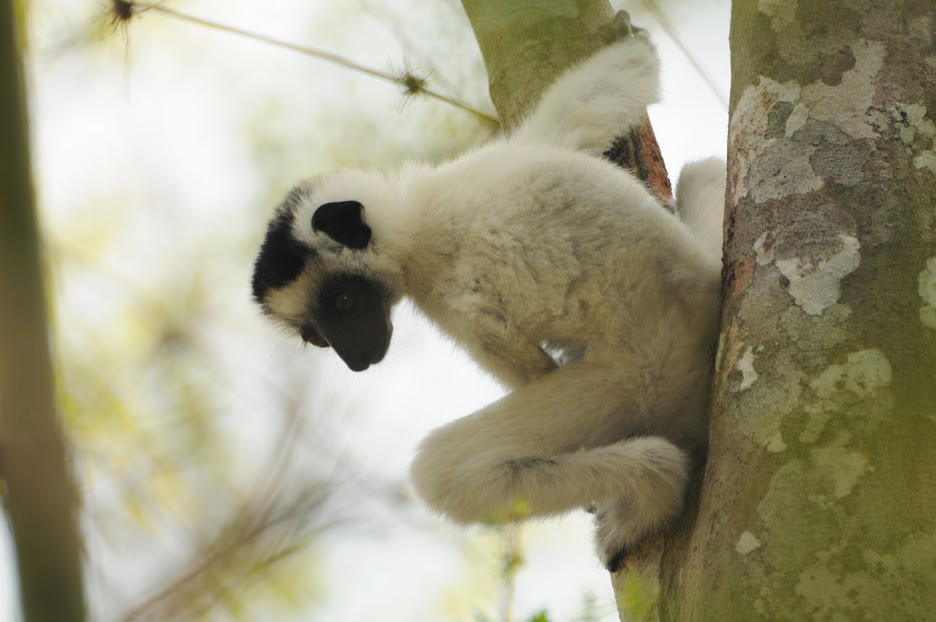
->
(510, 28), (660, 156)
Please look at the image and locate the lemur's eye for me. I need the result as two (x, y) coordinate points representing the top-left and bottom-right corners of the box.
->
(335, 293), (355, 311)
(299, 326), (328, 348)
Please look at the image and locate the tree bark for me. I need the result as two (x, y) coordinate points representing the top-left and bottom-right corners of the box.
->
(0, 1), (87, 620)
(656, 0), (936, 619)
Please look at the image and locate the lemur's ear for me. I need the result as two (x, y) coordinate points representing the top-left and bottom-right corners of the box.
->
(312, 201), (371, 249)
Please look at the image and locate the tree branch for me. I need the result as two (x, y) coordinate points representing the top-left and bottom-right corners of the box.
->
(460, 3), (676, 620)
(112, 1), (498, 125)
(0, 1), (86, 620)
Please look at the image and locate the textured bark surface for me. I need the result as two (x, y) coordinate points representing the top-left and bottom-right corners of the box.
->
(462, 0), (672, 201)
(657, 0), (936, 619)
(603, 124), (673, 203)
(462, 0), (618, 130)
(0, 1), (87, 620)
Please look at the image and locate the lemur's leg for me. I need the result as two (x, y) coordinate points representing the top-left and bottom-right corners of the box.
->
(409, 360), (689, 549)
(510, 28), (660, 156)
(676, 157), (727, 262)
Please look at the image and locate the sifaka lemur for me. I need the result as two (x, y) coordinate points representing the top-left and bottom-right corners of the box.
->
(251, 26), (725, 570)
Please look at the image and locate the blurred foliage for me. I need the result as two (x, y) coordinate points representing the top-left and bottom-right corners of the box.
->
(10, 0), (498, 620)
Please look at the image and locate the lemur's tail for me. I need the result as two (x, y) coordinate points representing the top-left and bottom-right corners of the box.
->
(675, 157), (726, 263)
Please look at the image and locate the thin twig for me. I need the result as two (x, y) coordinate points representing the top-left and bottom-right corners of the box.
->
(497, 524), (522, 622)
(118, 485), (336, 621)
(117, 399), (327, 622)
(642, 0), (729, 111)
(127, 1), (499, 125)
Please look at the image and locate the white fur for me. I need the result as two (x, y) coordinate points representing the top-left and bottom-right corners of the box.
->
(260, 34), (725, 567)
(676, 157), (727, 262)
(512, 34), (661, 156)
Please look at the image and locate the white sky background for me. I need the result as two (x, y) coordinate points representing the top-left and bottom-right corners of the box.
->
(1, 0), (729, 620)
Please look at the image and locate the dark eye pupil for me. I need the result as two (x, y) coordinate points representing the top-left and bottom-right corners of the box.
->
(335, 293), (354, 311)
(299, 327), (328, 348)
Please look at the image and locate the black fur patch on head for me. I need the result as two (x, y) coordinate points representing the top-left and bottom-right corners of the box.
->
(312, 201), (371, 250)
(252, 193), (314, 303)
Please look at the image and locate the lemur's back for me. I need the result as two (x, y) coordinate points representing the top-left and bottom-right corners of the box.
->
(409, 144), (720, 360)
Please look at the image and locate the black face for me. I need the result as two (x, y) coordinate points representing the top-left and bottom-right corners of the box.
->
(306, 273), (392, 372)
(253, 193), (390, 372)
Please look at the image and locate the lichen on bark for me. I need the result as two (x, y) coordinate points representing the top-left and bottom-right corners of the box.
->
(656, 0), (936, 620)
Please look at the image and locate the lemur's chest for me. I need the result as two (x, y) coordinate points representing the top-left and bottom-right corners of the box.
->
(408, 244), (586, 349)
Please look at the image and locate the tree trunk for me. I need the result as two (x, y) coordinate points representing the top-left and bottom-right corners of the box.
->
(0, 1), (87, 620)
(656, 0), (936, 619)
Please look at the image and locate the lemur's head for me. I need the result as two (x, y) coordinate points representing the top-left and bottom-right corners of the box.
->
(251, 174), (403, 371)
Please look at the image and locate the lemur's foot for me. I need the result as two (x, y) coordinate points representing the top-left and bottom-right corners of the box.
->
(593, 497), (651, 571)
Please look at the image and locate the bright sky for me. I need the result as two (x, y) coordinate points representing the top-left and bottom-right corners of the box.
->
(1, 0), (729, 620)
